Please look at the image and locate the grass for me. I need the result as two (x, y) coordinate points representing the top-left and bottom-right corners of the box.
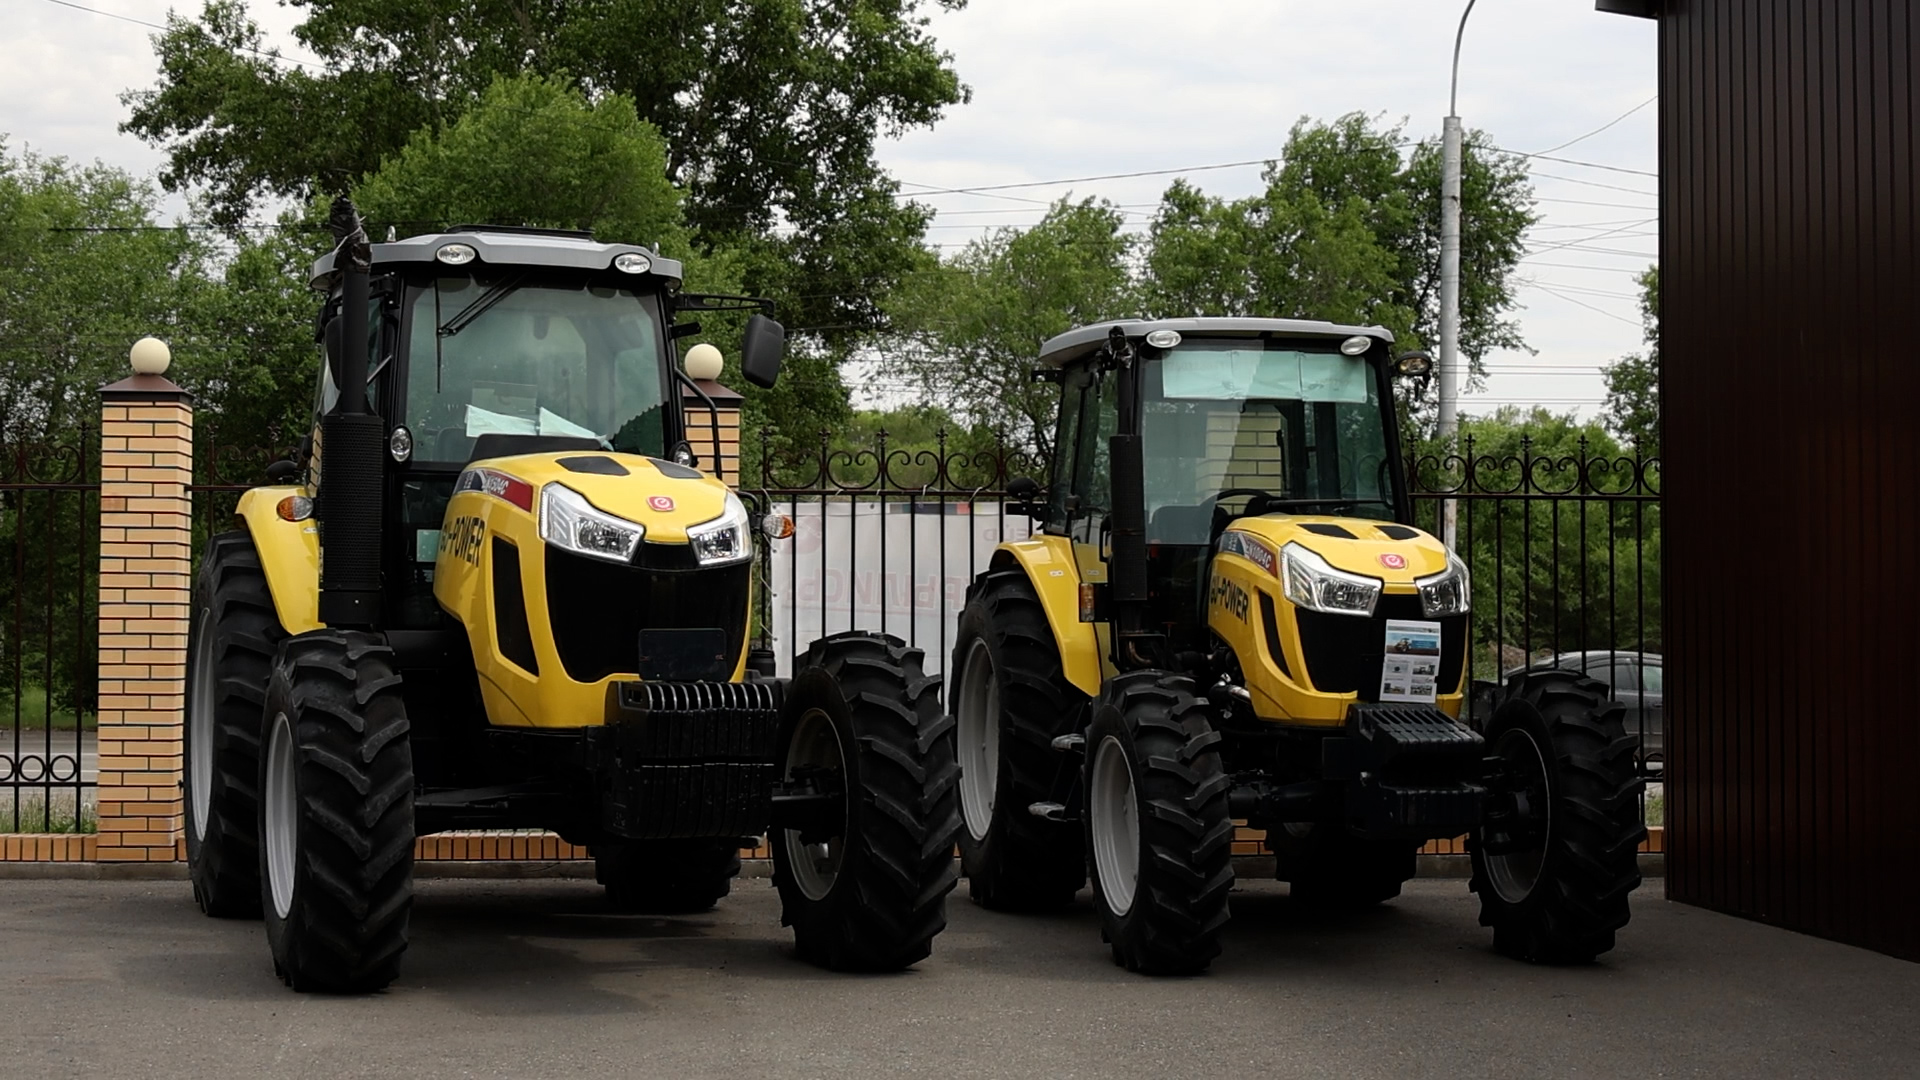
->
(0, 686), (95, 731)
(1643, 789), (1665, 828)
(0, 796), (96, 834)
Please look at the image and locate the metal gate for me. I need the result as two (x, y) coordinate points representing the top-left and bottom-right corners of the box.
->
(0, 430), (99, 832)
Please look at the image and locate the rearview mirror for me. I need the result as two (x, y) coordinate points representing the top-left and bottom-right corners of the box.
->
(323, 315), (344, 385)
(741, 314), (785, 389)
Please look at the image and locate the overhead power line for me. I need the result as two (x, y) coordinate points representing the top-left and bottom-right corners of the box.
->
(1527, 97), (1658, 156)
(36, 0), (322, 69)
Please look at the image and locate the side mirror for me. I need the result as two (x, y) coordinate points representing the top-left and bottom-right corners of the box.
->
(1392, 350), (1434, 379)
(323, 315), (345, 385)
(740, 314), (785, 389)
(1006, 475), (1047, 521)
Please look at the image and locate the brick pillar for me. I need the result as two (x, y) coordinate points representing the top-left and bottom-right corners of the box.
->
(93, 354), (193, 862)
(681, 379), (744, 486)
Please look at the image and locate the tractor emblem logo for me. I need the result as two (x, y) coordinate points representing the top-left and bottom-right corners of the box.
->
(1379, 553), (1407, 570)
(648, 495), (675, 512)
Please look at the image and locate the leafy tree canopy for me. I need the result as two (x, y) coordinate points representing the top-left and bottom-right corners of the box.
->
(120, 0), (967, 344)
(1602, 266), (1660, 453)
(882, 198), (1136, 458)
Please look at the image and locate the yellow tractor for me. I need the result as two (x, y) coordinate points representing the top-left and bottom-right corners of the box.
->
(183, 201), (959, 991)
(950, 319), (1643, 974)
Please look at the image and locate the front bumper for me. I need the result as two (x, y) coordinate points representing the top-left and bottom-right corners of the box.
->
(590, 679), (787, 839)
(1321, 703), (1487, 839)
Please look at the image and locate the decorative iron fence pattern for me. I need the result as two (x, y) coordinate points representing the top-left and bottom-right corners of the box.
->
(0, 430), (99, 832)
(1411, 434), (1663, 774)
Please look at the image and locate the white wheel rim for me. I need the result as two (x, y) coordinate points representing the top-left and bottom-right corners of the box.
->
(187, 609), (215, 840)
(1089, 735), (1139, 917)
(264, 710), (298, 919)
(782, 707), (846, 902)
(1486, 727), (1552, 905)
(956, 639), (1000, 842)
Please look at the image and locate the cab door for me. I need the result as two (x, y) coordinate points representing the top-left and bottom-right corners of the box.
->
(1050, 361), (1119, 677)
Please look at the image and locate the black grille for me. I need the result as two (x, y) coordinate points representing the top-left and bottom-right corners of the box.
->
(492, 538), (537, 674)
(545, 548), (750, 683)
(1295, 595), (1467, 700)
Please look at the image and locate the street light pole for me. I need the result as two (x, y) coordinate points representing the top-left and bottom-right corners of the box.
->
(1437, 0), (1477, 552)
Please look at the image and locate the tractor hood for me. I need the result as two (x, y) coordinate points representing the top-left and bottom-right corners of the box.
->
(466, 452), (732, 543)
(1221, 516), (1451, 586)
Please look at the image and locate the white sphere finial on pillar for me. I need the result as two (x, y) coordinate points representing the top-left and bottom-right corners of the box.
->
(684, 342), (724, 382)
(129, 336), (171, 376)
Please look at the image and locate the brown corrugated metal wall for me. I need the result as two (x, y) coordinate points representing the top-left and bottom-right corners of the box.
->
(1656, 0), (1920, 960)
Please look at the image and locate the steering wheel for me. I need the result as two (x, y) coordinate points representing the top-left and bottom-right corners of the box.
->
(1201, 487), (1278, 521)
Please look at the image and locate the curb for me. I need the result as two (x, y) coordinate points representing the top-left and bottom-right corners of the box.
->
(0, 854), (1663, 881)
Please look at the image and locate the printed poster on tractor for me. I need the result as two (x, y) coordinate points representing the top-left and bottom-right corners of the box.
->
(1380, 619), (1443, 703)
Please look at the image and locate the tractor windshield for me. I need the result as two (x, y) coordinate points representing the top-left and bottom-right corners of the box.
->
(1141, 339), (1400, 542)
(402, 274), (669, 464)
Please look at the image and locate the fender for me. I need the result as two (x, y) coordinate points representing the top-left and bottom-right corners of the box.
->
(987, 536), (1103, 697)
(236, 486), (323, 636)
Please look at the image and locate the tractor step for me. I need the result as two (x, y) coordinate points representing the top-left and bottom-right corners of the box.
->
(1050, 733), (1085, 752)
(1027, 801), (1071, 821)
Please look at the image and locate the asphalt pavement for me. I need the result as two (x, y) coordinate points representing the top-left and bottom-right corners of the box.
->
(0, 875), (1915, 1079)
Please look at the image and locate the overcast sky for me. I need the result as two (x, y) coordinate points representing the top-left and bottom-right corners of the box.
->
(5, 0), (1658, 420)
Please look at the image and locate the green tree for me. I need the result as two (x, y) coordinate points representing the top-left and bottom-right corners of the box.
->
(352, 73), (684, 249)
(0, 146), (207, 439)
(120, 0), (965, 345)
(1143, 114), (1535, 388)
(1602, 266), (1660, 453)
(881, 198), (1136, 459)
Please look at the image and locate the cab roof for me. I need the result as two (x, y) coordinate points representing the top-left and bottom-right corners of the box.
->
(308, 226), (684, 292)
(1037, 317), (1395, 368)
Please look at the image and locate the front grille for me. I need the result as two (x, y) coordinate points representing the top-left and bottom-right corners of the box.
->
(1295, 595), (1467, 700)
(545, 547), (750, 683)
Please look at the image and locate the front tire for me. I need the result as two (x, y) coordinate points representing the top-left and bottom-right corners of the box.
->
(1084, 672), (1234, 975)
(1469, 670), (1645, 964)
(594, 840), (741, 914)
(951, 569), (1087, 910)
(260, 630), (416, 993)
(773, 632), (960, 971)
(185, 531), (284, 918)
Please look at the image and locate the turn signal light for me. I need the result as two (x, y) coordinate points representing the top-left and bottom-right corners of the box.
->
(761, 513), (796, 540)
(275, 495), (314, 522)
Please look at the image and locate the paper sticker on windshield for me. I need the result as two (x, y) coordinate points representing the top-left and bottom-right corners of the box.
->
(1380, 619), (1442, 703)
(648, 495), (675, 512)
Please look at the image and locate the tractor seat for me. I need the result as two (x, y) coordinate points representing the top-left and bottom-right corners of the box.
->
(1148, 503), (1216, 545)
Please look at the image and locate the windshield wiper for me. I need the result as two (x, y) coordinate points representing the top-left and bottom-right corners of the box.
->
(437, 272), (525, 337)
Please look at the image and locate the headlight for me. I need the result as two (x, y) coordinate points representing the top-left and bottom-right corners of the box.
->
(1280, 542), (1381, 617)
(1415, 551), (1471, 617)
(686, 491), (752, 566)
(540, 483), (643, 562)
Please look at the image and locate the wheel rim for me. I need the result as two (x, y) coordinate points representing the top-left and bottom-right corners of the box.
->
(1485, 726), (1552, 905)
(956, 638), (1000, 842)
(1089, 735), (1139, 917)
(781, 707), (846, 902)
(263, 710), (299, 920)
(187, 609), (215, 840)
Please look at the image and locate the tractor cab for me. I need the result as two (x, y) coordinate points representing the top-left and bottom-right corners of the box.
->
(304, 226), (780, 628)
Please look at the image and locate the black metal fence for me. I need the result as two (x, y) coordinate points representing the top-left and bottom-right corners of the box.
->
(1411, 434), (1663, 774)
(0, 430), (99, 832)
(752, 428), (1664, 775)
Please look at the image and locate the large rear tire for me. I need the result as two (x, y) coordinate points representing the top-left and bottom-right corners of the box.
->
(773, 632), (960, 971)
(594, 840), (741, 914)
(185, 530), (284, 919)
(260, 630), (416, 993)
(1084, 672), (1233, 975)
(951, 568), (1087, 910)
(1470, 670), (1644, 964)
